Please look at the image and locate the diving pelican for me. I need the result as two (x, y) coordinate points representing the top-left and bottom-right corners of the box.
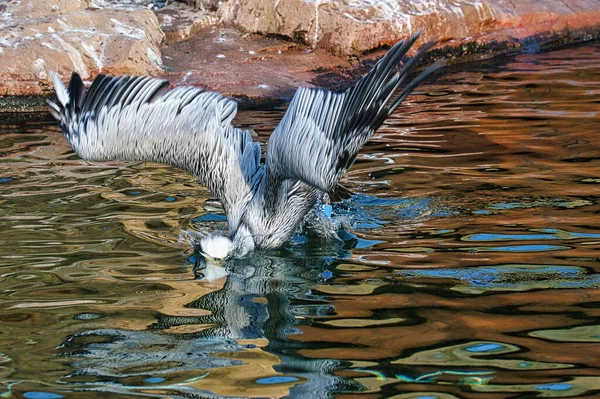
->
(48, 31), (439, 261)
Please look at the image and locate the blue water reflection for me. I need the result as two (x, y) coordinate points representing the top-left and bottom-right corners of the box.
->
(395, 264), (600, 293)
(23, 393), (64, 399)
(464, 229), (600, 242)
(331, 193), (453, 231)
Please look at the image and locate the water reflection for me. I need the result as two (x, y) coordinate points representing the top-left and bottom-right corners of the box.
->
(58, 251), (361, 398)
(394, 264), (600, 294)
(1, 42), (600, 398)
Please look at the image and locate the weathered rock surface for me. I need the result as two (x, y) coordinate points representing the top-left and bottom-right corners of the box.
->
(0, 0), (164, 97)
(159, 0), (600, 106)
(161, 27), (356, 107)
(156, 1), (220, 43)
(217, 0), (600, 55)
(1, 0), (599, 112)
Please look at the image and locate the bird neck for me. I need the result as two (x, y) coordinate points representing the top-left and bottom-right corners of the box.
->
(261, 166), (285, 211)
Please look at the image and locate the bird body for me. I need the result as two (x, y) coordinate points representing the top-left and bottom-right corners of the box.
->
(48, 31), (439, 260)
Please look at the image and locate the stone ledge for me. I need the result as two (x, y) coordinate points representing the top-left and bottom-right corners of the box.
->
(0, 0), (164, 97)
(1, 0), (599, 113)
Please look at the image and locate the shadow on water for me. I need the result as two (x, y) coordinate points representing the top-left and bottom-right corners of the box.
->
(1, 42), (600, 398)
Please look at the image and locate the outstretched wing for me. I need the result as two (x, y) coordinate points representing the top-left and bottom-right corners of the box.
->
(266, 31), (440, 194)
(47, 72), (261, 235)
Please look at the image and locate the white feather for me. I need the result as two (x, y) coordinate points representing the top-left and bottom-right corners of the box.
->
(50, 71), (69, 106)
(199, 235), (233, 260)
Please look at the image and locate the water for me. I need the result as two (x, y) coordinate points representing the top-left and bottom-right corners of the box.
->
(1, 43), (600, 398)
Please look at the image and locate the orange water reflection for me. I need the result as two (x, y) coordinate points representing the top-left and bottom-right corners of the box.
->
(1, 43), (600, 398)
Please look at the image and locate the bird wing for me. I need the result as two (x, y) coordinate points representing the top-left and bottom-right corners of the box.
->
(47, 72), (261, 235)
(265, 31), (440, 194)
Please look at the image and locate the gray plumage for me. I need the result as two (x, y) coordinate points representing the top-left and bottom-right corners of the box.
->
(48, 31), (439, 258)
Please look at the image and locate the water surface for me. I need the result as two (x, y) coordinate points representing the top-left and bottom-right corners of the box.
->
(1, 43), (600, 398)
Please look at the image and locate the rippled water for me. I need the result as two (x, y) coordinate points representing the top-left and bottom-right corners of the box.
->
(1, 43), (600, 399)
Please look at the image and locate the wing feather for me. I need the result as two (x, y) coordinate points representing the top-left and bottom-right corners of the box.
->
(266, 30), (441, 193)
(47, 73), (259, 235)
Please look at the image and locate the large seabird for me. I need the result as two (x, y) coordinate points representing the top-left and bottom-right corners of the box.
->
(48, 31), (439, 261)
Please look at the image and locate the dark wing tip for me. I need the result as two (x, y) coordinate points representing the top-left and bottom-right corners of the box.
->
(70, 71), (83, 82)
(67, 72), (86, 113)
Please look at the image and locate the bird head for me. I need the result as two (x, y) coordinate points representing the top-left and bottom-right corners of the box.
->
(194, 235), (234, 281)
(197, 234), (234, 262)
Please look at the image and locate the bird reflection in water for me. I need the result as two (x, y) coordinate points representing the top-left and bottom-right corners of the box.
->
(58, 194), (440, 397)
(59, 244), (362, 398)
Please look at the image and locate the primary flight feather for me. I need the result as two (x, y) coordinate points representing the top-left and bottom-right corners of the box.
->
(48, 31), (439, 259)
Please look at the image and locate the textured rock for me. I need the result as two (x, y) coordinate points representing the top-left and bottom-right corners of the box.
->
(220, 0), (600, 56)
(156, 0), (600, 107)
(156, 1), (220, 43)
(0, 0), (164, 96)
(161, 26), (350, 108)
(1, 0), (600, 111)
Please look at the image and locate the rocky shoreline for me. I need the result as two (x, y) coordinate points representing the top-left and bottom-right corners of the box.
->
(1, 0), (599, 113)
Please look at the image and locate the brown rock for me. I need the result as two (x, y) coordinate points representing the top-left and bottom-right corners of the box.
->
(6, 0), (89, 20)
(0, 0), (165, 96)
(2, 0), (600, 111)
(156, 1), (220, 43)
(161, 26), (350, 108)
(219, 0), (600, 56)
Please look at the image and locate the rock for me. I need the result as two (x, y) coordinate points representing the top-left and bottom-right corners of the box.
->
(216, 0), (600, 55)
(161, 26), (351, 108)
(155, 1), (220, 43)
(1, 0), (600, 111)
(156, 0), (600, 106)
(0, 0), (165, 96)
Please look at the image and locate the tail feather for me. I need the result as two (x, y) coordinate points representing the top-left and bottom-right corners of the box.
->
(47, 71), (85, 126)
(47, 71), (68, 123)
(46, 97), (62, 121)
(66, 72), (85, 117)
(49, 71), (69, 107)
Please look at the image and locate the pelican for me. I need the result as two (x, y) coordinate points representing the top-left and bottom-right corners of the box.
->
(48, 31), (439, 261)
